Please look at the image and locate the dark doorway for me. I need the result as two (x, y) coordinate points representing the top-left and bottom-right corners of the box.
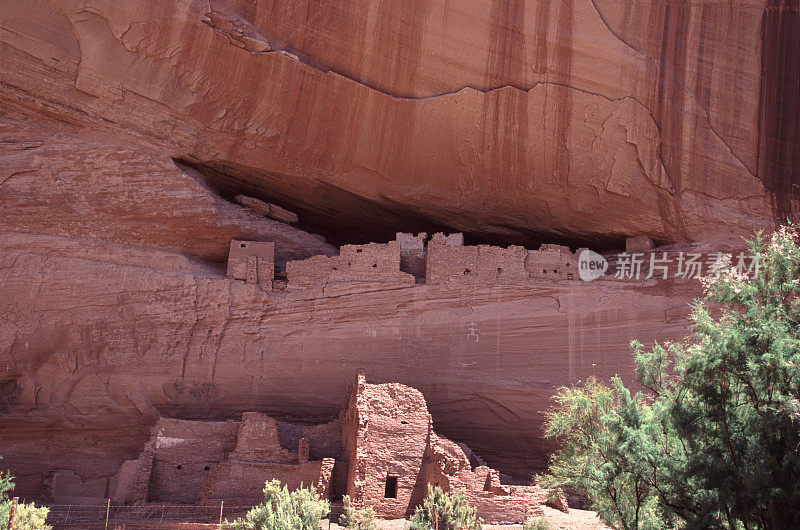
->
(384, 476), (398, 498)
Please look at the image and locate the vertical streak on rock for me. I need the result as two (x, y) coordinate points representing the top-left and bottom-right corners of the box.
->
(485, 0), (527, 88)
(553, 0), (574, 187)
(532, 0), (550, 75)
(693, 5), (712, 192)
(657, 3), (688, 196)
(366, 1), (430, 186)
(758, 0), (800, 219)
(649, 1), (690, 241)
(483, 0), (528, 195)
(370, 0), (429, 97)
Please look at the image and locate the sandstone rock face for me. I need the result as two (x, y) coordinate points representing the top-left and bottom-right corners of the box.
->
(0, 230), (699, 494)
(0, 0), (793, 248)
(0, 0), (794, 505)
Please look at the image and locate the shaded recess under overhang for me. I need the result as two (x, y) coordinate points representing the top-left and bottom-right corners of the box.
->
(173, 157), (630, 252)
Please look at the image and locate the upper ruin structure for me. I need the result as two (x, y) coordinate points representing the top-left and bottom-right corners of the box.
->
(230, 232), (589, 291)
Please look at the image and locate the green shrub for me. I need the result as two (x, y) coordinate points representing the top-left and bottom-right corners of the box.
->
(5, 502), (51, 530)
(542, 225), (800, 529)
(523, 516), (550, 530)
(225, 479), (329, 530)
(337, 495), (376, 530)
(410, 486), (481, 530)
(0, 467), (51, 530)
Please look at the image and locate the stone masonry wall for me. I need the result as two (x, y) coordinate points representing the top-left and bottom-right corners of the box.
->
(145, 418), (240, 504)
(342, 372), (431, 519)
(426, 240), (578, 285)
(422, 434), (545, 523)
(426, 241), (529, 285)
(227, 240), (274, 290)
(198, 460), (328, 504)
(114, 413), (339, 506)
(108, 373), (549, 523)
(525, 244), (577, 280)
(286, 242), (414, 289)
(343, 373), (549, 523)
(395, 232), (427, 279)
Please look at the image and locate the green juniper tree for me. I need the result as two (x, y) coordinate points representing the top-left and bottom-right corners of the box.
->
(0, 463), (51, 530)
(542, 225), (800, 529)
(225, 479), (329, 530)
(338, 495), (376, 530)
(410, 486), (482, 530)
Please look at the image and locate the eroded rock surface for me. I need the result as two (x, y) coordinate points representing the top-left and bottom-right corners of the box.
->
(0, 0), (795, 505)
(1, 0), (794, 247)
(0, 231), (699, 494)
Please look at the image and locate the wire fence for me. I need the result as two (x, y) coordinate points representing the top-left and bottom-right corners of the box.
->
(40, 502), (260, 529)
(36, 501), (345, 529)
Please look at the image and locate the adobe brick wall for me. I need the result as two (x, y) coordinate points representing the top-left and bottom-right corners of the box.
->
(111, 438), (156, 504)
(198, 460), (327, 504)
(430, 232), (464, 246)
(285, 254), (335, 287)
(115, 413), (339, 506)
(147, 418), (240, 504)
(426, 239), (579, 284)
(342, 372), (431, 519)
(395, 232), (427, 279)
(421, 434), (545, 523)
(230, 412), (296, 464)
(425, 241), (479, 284)
(227, 240), (274, 290)
(286, 242), (414, 289)
(163, 413), (337, 505)
(425, 241), (528, 285)
(525, 247), (577, 279)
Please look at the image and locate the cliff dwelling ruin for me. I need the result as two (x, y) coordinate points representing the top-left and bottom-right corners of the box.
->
(227, 231), (689, 292)
(231, 231), (586, 291)
(97, 372), (553, 524)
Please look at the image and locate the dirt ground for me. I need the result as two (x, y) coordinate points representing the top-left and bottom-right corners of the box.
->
(324, 506), (611, 529)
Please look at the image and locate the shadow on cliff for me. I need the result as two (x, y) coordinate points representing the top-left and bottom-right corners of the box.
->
(172, 157), (628, 252)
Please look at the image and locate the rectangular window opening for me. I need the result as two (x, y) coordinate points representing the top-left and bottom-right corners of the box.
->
(384, 476), (398, 498)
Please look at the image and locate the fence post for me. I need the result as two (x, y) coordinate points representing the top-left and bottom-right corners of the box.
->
(6, 497), (17, 530)
(219, 500), (224, 529)
(432, 503), (438, 530)
(105, 498), (111, 530)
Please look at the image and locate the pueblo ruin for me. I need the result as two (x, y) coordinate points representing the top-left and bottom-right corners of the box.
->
(256, 232), (582, 291)
(106, 372), (550, 524)
(34, 232), (686, 522)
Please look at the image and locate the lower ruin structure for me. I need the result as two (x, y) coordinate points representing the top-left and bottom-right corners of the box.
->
(102, 372), (552, 524)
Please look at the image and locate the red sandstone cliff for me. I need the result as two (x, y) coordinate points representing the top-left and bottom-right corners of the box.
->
(2, 0), (796, 248)
(0, 0), (797, 500)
